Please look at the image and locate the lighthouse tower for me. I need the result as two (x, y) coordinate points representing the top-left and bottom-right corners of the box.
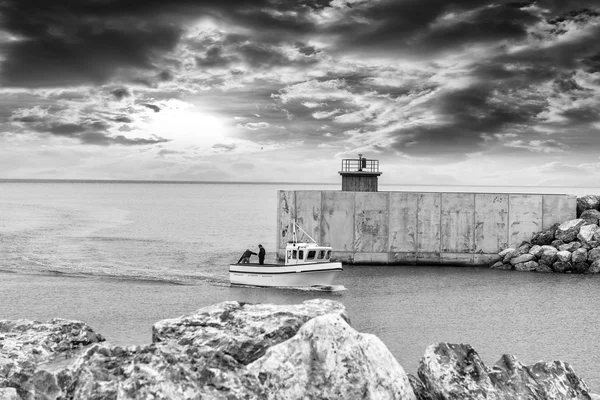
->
(338, 154), (382, 192)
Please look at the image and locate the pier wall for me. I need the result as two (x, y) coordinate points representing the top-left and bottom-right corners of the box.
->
(276, 190), (576, 265)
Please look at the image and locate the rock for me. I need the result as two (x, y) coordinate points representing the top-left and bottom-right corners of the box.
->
(152, 299), (348, 365)
(538, 246), (558, 265)
(572, 248), (588, 264)
(577, 195), (600, 217)
(552, 239), (565, 248)
(559, 242), (582, 253)
(535, 264), (553, 273)
(418, 343), (592, 400)
(490, 261), (505, 269)
(531, 223), (559, 246)
(557, 251), (572, 263)
(588, 248), (600, 263)
(408, 374), (435, 400)
(553, 261), (571, 273)
(515, 261), (538, 271)
(573, 262), (589, 274)
(556, 219), (586, 243)
(0, 319), (105, 398)
(0, 388), (20, 400)
(488, 354), (592, 399)
(587, 240), (599, 249)
(247, 314), (417, 400)
(503, 250), (517, 264)
(529, 245), (542, 257)
(510, 253), (535, 266)
(588, 260), (600, 274)
(498, 247), (515, 258)
(578, 225), (600, 244)
(32, 342), (266, 400)
(581, 209), (600, 220)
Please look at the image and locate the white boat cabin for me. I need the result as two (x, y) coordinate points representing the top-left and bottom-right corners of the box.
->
(285, 242), (332, 265)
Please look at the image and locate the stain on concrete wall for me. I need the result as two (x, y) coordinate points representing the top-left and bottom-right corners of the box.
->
(417, 193), (441, 253)
(509, 194), (542, 248)
(441, 193), (475, 253)
(389, 192), (418, 253)
(542, 195), (576, 229)
(475, 194), (509, 253)
(355, 192), (389, 252)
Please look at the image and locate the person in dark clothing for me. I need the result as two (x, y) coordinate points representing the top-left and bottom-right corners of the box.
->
(237, 249), (257, 264)
(258, 244), (265, 265)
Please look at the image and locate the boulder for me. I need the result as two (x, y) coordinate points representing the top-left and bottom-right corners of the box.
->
(578, 225), (600, 244)
(488, 354), (592, 399)
(247, 314), (417, 400)
(556, 219), (586, 243)
(417, 343), (592, 400)
(528, 244), (542, 257)
(0, 319), (105, 398)
(577, 195), (600, 217)
(581, 210), (600, 220)
(559, 242), (582, 253)
(572, 248), (588, 264)
(0, 388), (20, 400)
(490, 261), (505, 269)
(30, 342), (266, 400)
(588, 248), (600, 263)
(515, 261), (538, 271)
(408, 374), (435, 400)
(557, 251), (572, 263)
(553, 261), (571, 273)
(552, 239), (565, 249)
(535, 264), (553, 273)
(531, 223), (559, 246)
(510, 253), (535, 266)
(588, 260), (600, 274)
(152, 299), (348, 365)
(538, 246), (558, 265)
(587, 240), (600, 249)
(498, 247), (515, 258)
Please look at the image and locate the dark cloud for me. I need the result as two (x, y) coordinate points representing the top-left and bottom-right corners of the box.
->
(212, 143), (237, 152)
(195, 46), (233, 68)
(79, 132), (169, 146)
(141, 103), (161, 112)
(111, 88), (131, 100)
(114, 116), (134, 123)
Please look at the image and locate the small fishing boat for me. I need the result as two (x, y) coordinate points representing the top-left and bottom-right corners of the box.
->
(229, 222), (342, 287)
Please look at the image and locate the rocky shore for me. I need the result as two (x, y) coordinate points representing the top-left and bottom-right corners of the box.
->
(490, 194), (600, 273)
(0, 299), (597, 399)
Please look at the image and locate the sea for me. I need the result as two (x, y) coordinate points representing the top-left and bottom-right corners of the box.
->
(1, 180), (599, 390)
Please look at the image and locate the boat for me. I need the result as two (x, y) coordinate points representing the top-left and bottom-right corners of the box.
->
(229, 222), (343, 287)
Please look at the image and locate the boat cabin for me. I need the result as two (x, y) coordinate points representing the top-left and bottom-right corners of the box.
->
(285, 242), (332, 265)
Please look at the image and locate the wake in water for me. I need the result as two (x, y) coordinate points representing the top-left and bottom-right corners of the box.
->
(229, 283), (346, 292)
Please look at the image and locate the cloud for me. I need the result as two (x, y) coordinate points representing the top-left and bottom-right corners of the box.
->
(141, 103), (161, 113)
(504, 139), (567, 153)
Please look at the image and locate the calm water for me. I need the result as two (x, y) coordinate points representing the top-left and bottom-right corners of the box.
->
(1, 181), (599, 390)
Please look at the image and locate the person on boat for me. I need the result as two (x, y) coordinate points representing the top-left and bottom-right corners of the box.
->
(238, 249), (257, 264)
(258, 244), (265, 265)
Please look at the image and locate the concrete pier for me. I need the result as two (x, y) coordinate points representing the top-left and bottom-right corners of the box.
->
(276, 190), (576, 265)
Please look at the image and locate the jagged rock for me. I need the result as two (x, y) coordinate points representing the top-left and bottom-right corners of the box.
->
(516, 261), (538, 271)
(0, 388), (20, 400)
(588, 248), (600, 263)
(577, 195), (600, 217)
(0, 319), (104, 398)
(498, 248), (515, 258)
(30, 342), (266, 400)
(535, 264), (553, 273)
(587, 240), (599, 249)
(247, 314), (416, 400)
(503, 250), (516, 264)
(408, 374), (435, 400)
(490, 261), (505, 269)
(557, 251), (572, 263)
(152, 299), (348, 365)
(559, 242), (582, 252)
(552, 239), (565, 249)
(553, 261), (571, 273)
(539, 246), (558, 265)
(578, 225), (600, 244)
(556, 219), (586, 243)
(418, 343), (592, 400)
(581, 210), (600, 220)
(531, 223), (559, 246)
(588, 260), (600, 274)
(510, 253), (535, 266)
(572, 248), (588, 264)
(573, 262), (590, 274)
(529, 244), (542, 256)
(489, 354), (592, 399)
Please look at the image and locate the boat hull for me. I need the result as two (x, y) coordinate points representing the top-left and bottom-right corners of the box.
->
(229, 262), (342, 287)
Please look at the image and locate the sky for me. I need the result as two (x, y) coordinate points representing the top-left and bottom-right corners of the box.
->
(1, 0), (600, 185)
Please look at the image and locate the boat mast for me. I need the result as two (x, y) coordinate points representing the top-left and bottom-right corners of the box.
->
(291, 220), (317, 243)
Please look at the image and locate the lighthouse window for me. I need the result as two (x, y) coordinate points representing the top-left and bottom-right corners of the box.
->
(307, 250), (316, 260)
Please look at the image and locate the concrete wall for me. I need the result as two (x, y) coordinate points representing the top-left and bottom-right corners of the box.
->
(277, 190), (577, 265)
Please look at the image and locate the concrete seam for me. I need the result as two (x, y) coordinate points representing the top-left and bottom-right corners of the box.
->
(438, 192), (442, 254)
(472, 193), (475, 264)
(507, 193), (511, 248)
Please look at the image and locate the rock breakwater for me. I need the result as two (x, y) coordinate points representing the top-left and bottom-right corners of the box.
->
(491, 194), (600, 273)
(0, 299), (596, 399)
